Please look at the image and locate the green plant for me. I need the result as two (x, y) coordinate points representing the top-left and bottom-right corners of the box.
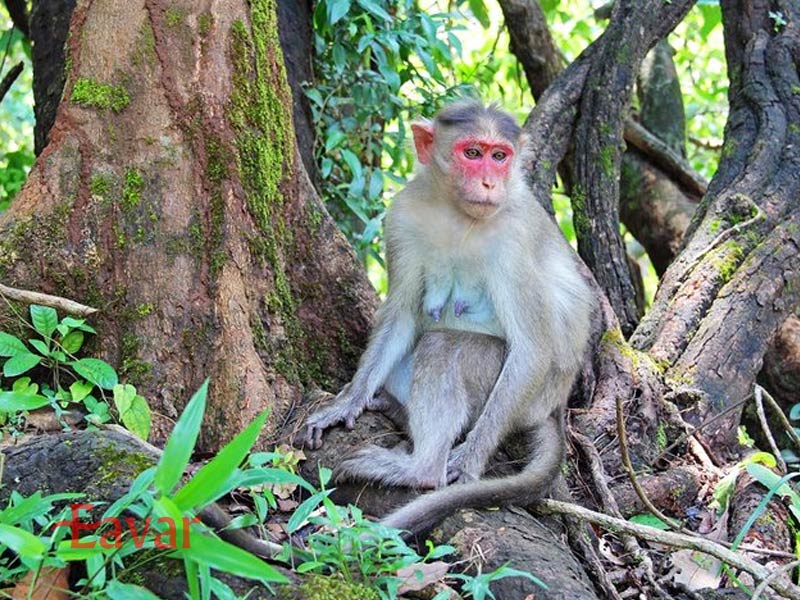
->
(0, 304), (151, 439)
(309, 0), (472, 268)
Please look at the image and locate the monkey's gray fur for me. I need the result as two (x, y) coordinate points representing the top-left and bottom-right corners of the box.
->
(300, 101), (594, 536)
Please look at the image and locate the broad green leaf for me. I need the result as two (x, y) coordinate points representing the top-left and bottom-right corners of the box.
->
(154, 380), (209, 495)
(0, 390), (49, 412)
(29, 339), (50, 356)
(287, 489), (334, 533)
(70, 380), (94, 402)
(3, 352), (43, 377)
(181, 530), (288, 583)
(30, 305), (58, 338)
(0, 332), (27, 356)
(114, 384), (152, 440)
(0, 523), (45, 558)
(72, 358), (119, 390)
(629, 514), (670, 530)
(235, 467), (315, 493)
(61, 330), (85, 354)
(60, 316), (96, 333)
(173, 410), (268, 511)
(327, 0), (351, 25)
(357, 0), (392, 20)
(106, 581), (164, 600)
(789, 402), (800, 421)
(467, 0), (490, 27)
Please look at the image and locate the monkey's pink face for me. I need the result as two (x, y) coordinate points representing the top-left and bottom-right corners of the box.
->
(451, 138), (515, 219)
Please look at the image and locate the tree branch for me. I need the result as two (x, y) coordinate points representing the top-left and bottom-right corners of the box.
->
(0, 61), (23, 104)
(0, 283), (99, 317)
(3, 0), (29, 38)
(538, 499), (800, 600)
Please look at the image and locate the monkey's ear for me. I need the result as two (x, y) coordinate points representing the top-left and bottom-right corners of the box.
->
(411, 121), (434, 165)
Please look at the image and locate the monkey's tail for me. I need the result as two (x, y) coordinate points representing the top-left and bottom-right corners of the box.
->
(379, 431), (563, 537)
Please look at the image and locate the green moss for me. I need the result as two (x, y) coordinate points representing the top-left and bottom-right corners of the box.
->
(90, 173), (114, 198)
(132, 22), (158, 69)
(227, 3), (316, 384)
(120, 332), (153, 384)
(122, 169), (145, 211)
(656, 422), (668, 452)
(790, 123), (800, 135)
(198, 12), (213, 36)
(165, 7), (187, 27)
(599, 146), (615, 177)
(708, 240), (744, 284)
(708, 219), (722, 234)
(136, 303), (154, 317)
(95, 443), (154, 486)
(721, 139), (736, 159)
(792, 85), (800, 95)
(71, 77), (130, 112)
(571, 185), (590, 235)
(298, 575), (379, 600)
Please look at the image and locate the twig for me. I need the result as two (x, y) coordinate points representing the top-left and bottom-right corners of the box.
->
(623, 120), (708, 198)
(0, 283), (99, 317)
(754, 386), (787, 472)
(752, 560), (800, 600)
(615, 397), (682, 530)
(689, 135), (722, 151)
(537, 499), (800, 600)
(0, 61), (23, 105)
(758, 384), (800, 456)
(653, 394), (753, 465)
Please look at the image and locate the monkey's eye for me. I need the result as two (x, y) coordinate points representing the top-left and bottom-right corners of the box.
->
(464, 148), (481, 159)
(492, 150), (508, 162)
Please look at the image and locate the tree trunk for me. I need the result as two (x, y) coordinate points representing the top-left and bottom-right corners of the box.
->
(0, 0), (376, 451)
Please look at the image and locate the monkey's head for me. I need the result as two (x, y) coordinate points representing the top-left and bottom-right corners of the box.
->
(411, 101), (523, 220)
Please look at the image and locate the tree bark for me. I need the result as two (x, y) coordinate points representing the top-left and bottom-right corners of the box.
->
(1, 0), (376, 451)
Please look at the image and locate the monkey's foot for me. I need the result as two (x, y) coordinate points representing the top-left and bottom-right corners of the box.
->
(446, 444), (482, 484)
(336, 445), (443, 489)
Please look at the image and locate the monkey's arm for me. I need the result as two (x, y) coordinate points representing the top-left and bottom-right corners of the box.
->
(301, 228), (422, 449)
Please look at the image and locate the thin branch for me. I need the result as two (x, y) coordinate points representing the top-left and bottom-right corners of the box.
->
(0, 61), (23, 105)
(0, 283), (99, 317)
(2, 0), (29, 38)
(537, 499), (800, 600)
(623, 120), (708, 198)
(752, 560), (800, 600)
(754, 386), (787, 472)
(615, 397), (682, 530)
(758, 384), (800, 457)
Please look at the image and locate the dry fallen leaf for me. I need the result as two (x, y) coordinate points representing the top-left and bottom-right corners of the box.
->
(396, 561), (450, 594)
(11, 567), (70, 600)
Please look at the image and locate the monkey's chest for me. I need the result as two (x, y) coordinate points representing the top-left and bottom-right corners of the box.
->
(421, 267), (503, 337)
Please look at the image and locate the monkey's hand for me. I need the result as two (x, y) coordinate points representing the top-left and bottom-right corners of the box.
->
(300, 387), (368, 450)
(446, 443), (483, 484)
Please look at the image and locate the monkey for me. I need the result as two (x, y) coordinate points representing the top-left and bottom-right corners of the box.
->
(299, 100), (594, 536)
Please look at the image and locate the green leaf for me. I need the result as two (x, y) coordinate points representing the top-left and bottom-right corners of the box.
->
(181, 530), (288, 583)
(114, 384), (152, 440)
(467, 0), (490, 28)
(70, 380), (94, 402)
(789, 402), (800, 421)
(29, 339), (50, 356)
(0, 332), (28, 356)
(0, 523), (45, 558)
(61, 330), (85, 354)
(0, 391), (50, 412)
(4, 352), (43, 377)
(327, 0), (351, 25)
(356, 0), (392, 20)
(287, 489), (333, 533)
(106, 581), (164, 600)
(324, 130), (347, 151)
(629, 514), (670, 530)
(173, 410), (269, 511)
(71, 358), (119, 390)
(154, 380), (209, 495)
(30, 305), (58, 338)
(61, 316), (96, 333)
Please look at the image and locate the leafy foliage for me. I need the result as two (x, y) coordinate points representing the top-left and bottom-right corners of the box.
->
(0, 305), (151, 439)
(0, 7), (34, 210)
(0, 381), (541, 599)
(309, 0), (474, 268)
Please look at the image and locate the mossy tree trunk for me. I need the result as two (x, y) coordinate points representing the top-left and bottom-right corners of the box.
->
(0, 0), (376, 450)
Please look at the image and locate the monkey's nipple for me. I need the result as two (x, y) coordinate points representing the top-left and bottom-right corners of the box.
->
(428, 307), (442, 322)
(454, 300), (469, 318)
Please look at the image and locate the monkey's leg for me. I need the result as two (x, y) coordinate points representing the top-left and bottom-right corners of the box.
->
(336, 332), (474, 489)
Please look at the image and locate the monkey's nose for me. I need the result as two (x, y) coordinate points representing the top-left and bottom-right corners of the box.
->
(481, 179), (495, 190)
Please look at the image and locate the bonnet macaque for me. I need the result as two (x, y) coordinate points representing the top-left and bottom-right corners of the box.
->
(300, 101), (593, 535)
